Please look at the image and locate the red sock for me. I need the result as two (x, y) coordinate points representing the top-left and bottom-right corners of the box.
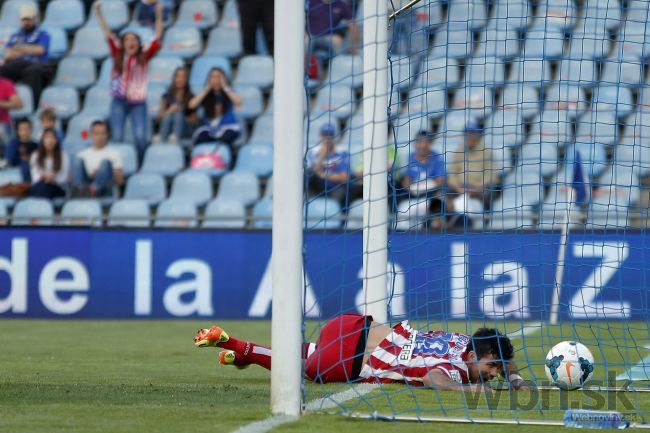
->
(220, 337), (272, 370)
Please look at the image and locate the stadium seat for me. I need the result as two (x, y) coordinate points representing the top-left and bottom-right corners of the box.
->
(483, 108), (525, 151)
(518, 141), (559, 177)
(97, 58), (113, 88)
(54, 56), (96, 89)
(70, 26), (109, 59)
(63, 140), (89, 159)
(42, 0), (85, 30)
(390, 56), (417, 92)
(451, 86), (493, 118)
(592, 85), (634, 117)
(431, 24), (474, 59)
(598, 164), (641, 202)
(176, 0), (218, 29)
(474, 26), (520, 59)
(581, 0), (621, 31)
(345, 199), (364, 230)
(0, 0), (37, 26)
(463, 56), (506, 87)
(149, 56), (184, 86)
(233, 85), (264, 120)
(328, 55), (363, 88)
(87, 0), (128, 30)
(523, 24), (565, 59)
(394, 198), (429, 231)
(498, 83), (539, 119)
(252, 197), (272, 229)
(489, 207), (536, 230)
(65, 113), (102, 143)
(11, 198), (54, 226)
(10, 85), (33, 118)
(234, 55), (274, 89)
(614, 20), (649, 60)
(248, 114), (273, 146)
(140, 144), (184, 176)
(61, 199), (102, 226)
(543, 83), (587, 118)
(204, 25), (242, 58)
(339, 110), (362, 146)
(0, 25), (17, 59)
(568, 27), (611, 60)
(575, 111), (618, 147)
(81, 86), (111, 119)
(507, 57), (551, 87)
(403, 87), (446, 120)
(0, 168), (24, 207)
(124, 173), (167, 206)
(202, 198), (246, 229)
(446, 0), (488, 30)
(557, 59), (597, 87)
(413, 56), (460, 89)
(221, 0), (240, 28)
(565, 142), (608, 179)
(146, 83), (167, 118)
(154, 198), (198, 228)
(41, 26), (68, 60)
(119, 24), (154, 44)
(39, 86), (80, 120)
(312, 85), (355, 121)
(305, 198), (342, 230)
(235, 143), (273, 177)
(217, 171), (259, 206)
(190, 56), (232, 93)
(169, 171), (213, 207)
(108, 199), (150, 227)
(600, 56), (644, 87)
(488, 0), (530, 31)
(109, 144), (138, 176)
(160, 26), (202, 58)
(534, 0), (577, 30)
(188, 143), (231, 177)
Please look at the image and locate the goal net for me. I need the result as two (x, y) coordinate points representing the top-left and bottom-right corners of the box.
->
(300, 0), (650, 425)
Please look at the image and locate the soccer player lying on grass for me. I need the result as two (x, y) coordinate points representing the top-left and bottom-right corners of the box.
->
(194, 313), (529, 391)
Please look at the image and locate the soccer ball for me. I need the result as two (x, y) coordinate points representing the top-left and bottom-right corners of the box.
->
(544, 341), (595, 390)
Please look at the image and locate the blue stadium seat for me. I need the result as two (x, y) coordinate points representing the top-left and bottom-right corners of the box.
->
(41, 26), (67, 60)
(312, 85), (355, 121)
(170, 172), (213, 206)
(108, 199), (150, 227)
(204, 26), (242, 59)
(54, 56), (96, 89)
(176, 0), (218, 30)
(446, 0), (488, 31)
(235, 143), (273, 177)
(483, 109), (525, 171)
(0, 0), (38, 25)
(160, 26), (202, 58)
(154, 198), (198, 228)
(39, 86), (80, 120)
(10, 85), (33, 118)
(528, 110), (574, 146)
(119, 24), (154, 44)
(141, 144), (184, 176)
(394, 198), (430, 231)
(217, 171), (259, 206)
(61, 199), (102, 226)
(81, 86), (111, 119)
(220, 0), (241, 29)
(305, 198), (342, 230)
(404, 87), (446, 120)
(592, 85), (634, 117)
(600, 56), (644, 87)
(507, 57), (552, 86)
(87, 0), (129, 30)
(475, 26), (520, 59)
(125, 173), (167, 206)
(109, 143), (138, 176)
(188, 143), (231, 177)
(565, 142), (608, 179)
(534, 0), (577, 30)
(582, 0), (621, 31)
(523, 24), (565, 59)
(430, 24), (474, 59)
(97, 58), (113, 88)
(234, 55), (273, 88)
(328, 55), (363, 88)
(65, 113), (102, 143)
(390, 56), (417, 92)
(518, 141), (559, 177)
(575, 111), (618, 147)
(203, 198), (246, 229)
(463, 56), (506, 87)
(189, 55), (232, 93)
(11, 198), (54, 226)
(618, 17), (648, 60)
(146, 83), (168, 118)
(233, 85), (263, 120)
(149, 56), (184, 86)
(252, 197), (272, 229)
(568, 27), (611, 60)
(42, 0), (85, 31)
(70, 26), (110, 59)
(557, 58), (597, 86)
(0, 25), (17, 58)
(62, 140), (89, 158)
(451, 86), (493, 118)
(248, 114), (273, 146)
(499, 83), (539, 119)
(543, 83), (587, 118)
(413, 56), (460, 88)
(489, 0), (531, 31)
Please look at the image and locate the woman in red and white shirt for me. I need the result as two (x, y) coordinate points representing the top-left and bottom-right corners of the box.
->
(94, 0), (163, 162)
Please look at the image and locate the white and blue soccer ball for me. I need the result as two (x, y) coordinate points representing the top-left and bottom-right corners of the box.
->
(544, 341), (595, 390)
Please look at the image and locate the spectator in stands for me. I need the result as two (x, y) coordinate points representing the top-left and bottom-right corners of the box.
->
(0, 4), (50, 107)
(94, 0), (163, 162)
(306, 123), (351, 206)
(136, 0), (173, 28)
(307, 0), (359, 57)
(402, 130), (446, 229)
(154, 67), (198, 144)
(237, 0), (275, 55)
(447, 123), (497, 209)
(29, 128), (69, 199)
(1, 118), (38, 182)
(0, 77), (22, 151)
(72, 120), (124, 197)
(189, 68), (242, 148)
(37, 108), (64, 142)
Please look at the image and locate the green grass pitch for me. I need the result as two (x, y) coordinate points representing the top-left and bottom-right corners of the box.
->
(1, 320), (648, 433)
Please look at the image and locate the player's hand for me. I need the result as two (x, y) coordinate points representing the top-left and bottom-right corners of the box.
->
(510, 378), (534, 391)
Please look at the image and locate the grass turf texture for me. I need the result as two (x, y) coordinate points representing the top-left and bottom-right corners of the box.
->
(1, 320), (648, 433)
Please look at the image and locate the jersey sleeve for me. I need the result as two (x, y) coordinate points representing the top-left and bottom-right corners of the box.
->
(431, 362), (467, 384)
(144, 38), (162, 60)
(108, 34), (122, 61)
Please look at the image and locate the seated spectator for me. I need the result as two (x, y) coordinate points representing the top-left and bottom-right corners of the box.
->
(348, 137), (401, 207)
(306, 123), (351, 206)
(189, 68), (242, 148)
(0, 5), (50, 107)
(447, 123), (497, 210)
(307, 0), (359, 57)
(0, 77), (22, 152)
(72, 120), (124, 197)
(37, 108), (64, 143)
(1, 118), (38, 182)
(95, 0), (163, 162)
(154, 66), (198, 144)
(237, 0), (274, 55)
(29, 128), (69, 199)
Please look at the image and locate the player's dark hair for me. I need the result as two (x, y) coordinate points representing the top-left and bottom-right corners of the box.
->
(467, 328), (514, 361)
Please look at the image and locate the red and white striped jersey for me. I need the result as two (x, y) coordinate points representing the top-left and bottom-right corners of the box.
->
(108, 35), (161, 103)
(359, 321), (471, 386)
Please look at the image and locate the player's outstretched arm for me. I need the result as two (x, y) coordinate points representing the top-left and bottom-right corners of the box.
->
(503, 361), (531, 390)
(422, 369), (492, 393)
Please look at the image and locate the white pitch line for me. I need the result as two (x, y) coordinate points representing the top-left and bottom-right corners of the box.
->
(231, 415), (298, 433)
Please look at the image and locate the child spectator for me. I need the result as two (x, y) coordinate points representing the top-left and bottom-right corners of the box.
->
(94, 0), (163, 161)
(37, 108), (64, 142)
(306, 123), (351, 206)
(0, 77), (22, 152)
(29, 128), (69, 199)
(1, 118), (38, 181)
(154, 67), (198, 144)
(189, 68), (242, 148)
(72, 120), (124, 197)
